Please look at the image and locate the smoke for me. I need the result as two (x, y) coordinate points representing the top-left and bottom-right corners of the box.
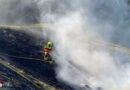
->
(37, 0), (130, 90)
(0, 0), (130, 90)
(0, 0), (39, 25)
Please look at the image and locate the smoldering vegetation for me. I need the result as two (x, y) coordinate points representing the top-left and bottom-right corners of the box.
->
(0, 0), (130, 90)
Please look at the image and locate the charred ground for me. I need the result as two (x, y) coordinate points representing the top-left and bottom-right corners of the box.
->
(0, 27), (73, 90)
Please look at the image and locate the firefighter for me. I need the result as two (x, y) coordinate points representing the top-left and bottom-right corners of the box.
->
(44, 41), (53, 64)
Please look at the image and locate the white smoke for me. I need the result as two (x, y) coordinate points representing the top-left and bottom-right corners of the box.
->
(51, 12), (123, 90)
(0, 0), (129, 90)
(0, 0), (39, 25)
(37, 0), (130, 90)
(0, 0), (129, 89)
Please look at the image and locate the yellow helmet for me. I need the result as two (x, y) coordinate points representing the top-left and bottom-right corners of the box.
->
(48, 41), (52, 45)
(47, 41), (52, 48)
